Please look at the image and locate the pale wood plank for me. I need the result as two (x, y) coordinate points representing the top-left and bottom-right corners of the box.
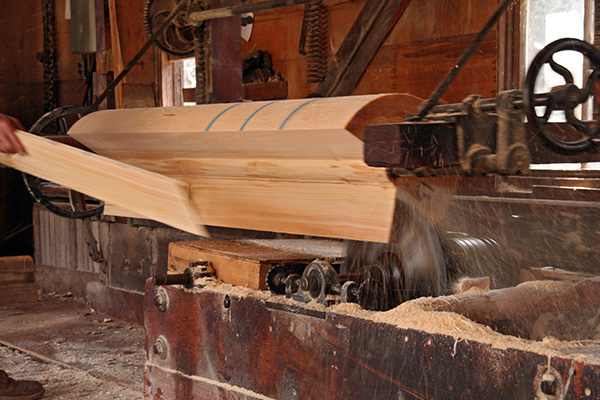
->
(0, 131), (207, 236)
(187, 178), (396, 243)
(168, 243), (270, 290)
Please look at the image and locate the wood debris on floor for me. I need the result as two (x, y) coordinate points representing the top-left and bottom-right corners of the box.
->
(0, 292), (144, 399)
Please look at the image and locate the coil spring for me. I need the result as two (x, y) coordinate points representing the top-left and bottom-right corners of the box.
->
(300, 2), (328, 83)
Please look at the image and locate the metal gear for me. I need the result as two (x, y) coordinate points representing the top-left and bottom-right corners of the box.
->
(22, 106), (104, 219)
(266, 265), (292, 295)
(266, 263), (307, 294)
(143, 0), (196, 56)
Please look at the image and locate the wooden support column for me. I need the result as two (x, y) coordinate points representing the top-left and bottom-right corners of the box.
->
(94, 0), (115, 109)
(207, 0), (243, 103)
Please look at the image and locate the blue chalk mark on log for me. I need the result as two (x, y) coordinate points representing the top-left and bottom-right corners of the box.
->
(279, 99), (319, 130)
(240, 101), (277, 131)
(205, 103), (243, 131)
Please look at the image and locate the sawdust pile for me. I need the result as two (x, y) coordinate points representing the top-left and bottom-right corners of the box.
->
(332, 298), (600, 363)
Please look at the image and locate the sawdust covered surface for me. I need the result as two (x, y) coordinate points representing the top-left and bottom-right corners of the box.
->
(190, 279), (600, 363)
(332, 297), (600, 363)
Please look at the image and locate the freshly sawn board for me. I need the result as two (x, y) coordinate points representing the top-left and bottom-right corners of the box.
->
(0, 131), (206, 236)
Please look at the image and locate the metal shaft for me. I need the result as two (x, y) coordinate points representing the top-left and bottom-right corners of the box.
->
(187, 0), (321, 24)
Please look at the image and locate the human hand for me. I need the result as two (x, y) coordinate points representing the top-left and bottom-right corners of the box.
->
(0, 114), (26, 154)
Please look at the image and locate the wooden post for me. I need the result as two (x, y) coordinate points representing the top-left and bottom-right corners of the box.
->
(0, 256), (37, 305)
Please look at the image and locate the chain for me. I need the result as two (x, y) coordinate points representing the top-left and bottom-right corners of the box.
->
(41, 0), (58, 112)
(192, 0), (209, 104)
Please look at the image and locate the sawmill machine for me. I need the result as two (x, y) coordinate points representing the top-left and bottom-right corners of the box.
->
(15, 36), (600, 314)
(12, 0), (600, 314)
(3, 0), (600, 396)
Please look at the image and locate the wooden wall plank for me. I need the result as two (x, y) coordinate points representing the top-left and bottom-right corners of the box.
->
(0, 256), (37, 305)
(243, 0), (500, 102)
(0, 256), (34, 272)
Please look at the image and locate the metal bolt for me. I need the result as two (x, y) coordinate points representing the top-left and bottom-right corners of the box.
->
(152, 342), (163, 355)
(152, 337), (168, 360)
(300, 275), (318, 292)
(152, 288), (169, 313)
(137, 260), (144, 274)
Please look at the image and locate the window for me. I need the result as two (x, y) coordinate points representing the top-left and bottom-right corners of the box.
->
(521, 0), (598, 170)
(523, 0), (593, 121)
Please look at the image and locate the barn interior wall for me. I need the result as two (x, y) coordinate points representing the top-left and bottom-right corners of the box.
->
(243, 0), (500, 102)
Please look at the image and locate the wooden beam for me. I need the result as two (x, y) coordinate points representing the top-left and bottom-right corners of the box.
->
(0, 131), (207, 236)
(168, 240), (341, 289)
(107, 0), (124, 108)
(315, 0), (413, 97)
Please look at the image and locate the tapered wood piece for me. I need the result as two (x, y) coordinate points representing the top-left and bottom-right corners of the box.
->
(0, 131), (206, 236)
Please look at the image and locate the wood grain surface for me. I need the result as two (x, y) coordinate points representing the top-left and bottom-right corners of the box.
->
(68, 94), (421, 242)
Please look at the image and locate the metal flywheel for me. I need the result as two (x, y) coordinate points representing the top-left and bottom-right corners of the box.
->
(143, 0), (196, 56)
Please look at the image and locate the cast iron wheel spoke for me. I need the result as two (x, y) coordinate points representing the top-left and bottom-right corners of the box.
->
(549, 57), (574, 84)
(22, 106), (104, 219)
(539, 98), (555, 124)
(564, 108), (592, 137)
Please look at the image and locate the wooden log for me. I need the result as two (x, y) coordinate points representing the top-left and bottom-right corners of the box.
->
(68, 94), (421, 242)
(0, 131), (207, 236)
(423, 277), (600, 327)
(520, 266), (596, 283)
